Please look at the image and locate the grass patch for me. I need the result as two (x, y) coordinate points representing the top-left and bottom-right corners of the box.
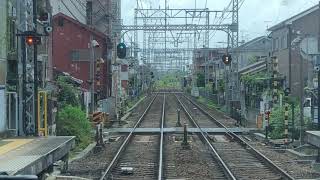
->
(197, 96), (220, 110)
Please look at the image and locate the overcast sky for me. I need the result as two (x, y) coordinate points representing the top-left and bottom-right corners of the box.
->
(122, 0), (319, 44)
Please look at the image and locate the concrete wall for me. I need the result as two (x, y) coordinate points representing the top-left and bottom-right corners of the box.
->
(0, 0), (7, 133)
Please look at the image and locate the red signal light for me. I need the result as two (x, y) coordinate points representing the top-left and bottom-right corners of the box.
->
(26, 36), (34, 46)
(25, 36), (41, 46)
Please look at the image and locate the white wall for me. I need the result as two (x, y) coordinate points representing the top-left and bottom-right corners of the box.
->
(0, 89), (5, 132)
(51, 0), (87, 24)
(0, 0), (7, 133)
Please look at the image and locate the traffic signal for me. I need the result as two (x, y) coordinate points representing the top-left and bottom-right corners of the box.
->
(150, 72), (154, 79)
(117, 43), (126, 59)
(25, 35), (41, 46)
(222, 54), (232, 65)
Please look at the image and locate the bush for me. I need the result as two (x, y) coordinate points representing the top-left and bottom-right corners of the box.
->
(269, 104), (312, 139)
(56, 76), (81, 107)
(57, 105), (92, 149)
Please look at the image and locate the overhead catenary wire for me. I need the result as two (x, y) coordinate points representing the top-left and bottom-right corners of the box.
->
(69, 0), (86, 18)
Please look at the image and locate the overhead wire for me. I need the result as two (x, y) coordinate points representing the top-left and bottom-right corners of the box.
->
(69, 0), (86, 18)
(60, 0), (81, 22)
(209, 0), (245, 44)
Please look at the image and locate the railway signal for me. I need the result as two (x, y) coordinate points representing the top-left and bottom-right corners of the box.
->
(26, 35), (41, 46)
(222, 54), (232, 65)
(117, 43), (127, 59)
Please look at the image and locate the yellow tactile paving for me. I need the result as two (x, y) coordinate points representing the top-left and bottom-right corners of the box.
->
(0, 139), (33, 156)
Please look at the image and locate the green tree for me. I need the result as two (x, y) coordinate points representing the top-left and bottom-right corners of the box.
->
(56, 76), (81, 107)
(57, 105), (92, 149)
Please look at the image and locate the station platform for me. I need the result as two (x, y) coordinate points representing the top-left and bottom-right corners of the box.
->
(104, 127), (256, 134)
(0, 136), (75, 176)
(306, 131), (320, 148)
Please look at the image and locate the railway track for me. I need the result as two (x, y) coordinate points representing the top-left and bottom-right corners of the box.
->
(163, 94), (229, 179)
(187, 94), (237, 127)
(178, 94), (294, 180)
(99, 94), (166, 180)
(118, 95), (155, 128)
(101, 93), (234, 180)
(98, 92), (294, 180)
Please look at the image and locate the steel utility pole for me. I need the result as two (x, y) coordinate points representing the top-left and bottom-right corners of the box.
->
(33, 0), (38, 136)
(318, 1), (320, 131)
(87, 1), (95, 114)
(299, 52), (304, 145)
(317, 71), (320, 130)
(165, 0), (167, 76)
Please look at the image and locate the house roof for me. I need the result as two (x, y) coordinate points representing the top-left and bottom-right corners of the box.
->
(238, 60), (266, 75)
(236, 36), (268, 49)
(268, 4), (319, 31)
(53, 12), (107, 38)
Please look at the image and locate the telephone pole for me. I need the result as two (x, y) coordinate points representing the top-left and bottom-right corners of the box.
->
(87, 1), (95, 114)
(33, 0), (38, 136)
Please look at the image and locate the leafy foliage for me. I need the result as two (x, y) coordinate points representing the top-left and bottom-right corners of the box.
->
(269, 104), (312, 139)
(57, 105), (92, 149)
(155, 74), (181, 89)
(56, 76), (81, 107)
(240, 72), (269, 85)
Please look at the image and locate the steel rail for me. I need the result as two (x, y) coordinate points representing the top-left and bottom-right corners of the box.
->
(158, 95), (165, 180)
(99, 94), (158, 180)
(182, 94), (295, 180)
(174, 94), (236, 180)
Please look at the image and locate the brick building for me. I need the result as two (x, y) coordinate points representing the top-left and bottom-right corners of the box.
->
(52, 13), (111, 99)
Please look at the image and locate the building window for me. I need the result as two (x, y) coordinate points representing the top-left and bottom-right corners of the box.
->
(273, 38), (279, 51)
(8, 18), (16, 51)
(70, 49), (92, 61)
(70, 50), (80, 61)
(284, 34), (287, 49)
(58, 17), (64, 27)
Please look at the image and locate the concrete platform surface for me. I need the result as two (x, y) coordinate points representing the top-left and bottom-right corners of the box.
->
(306, 131), (320, 148)
(104, 127), (257, 133)
(0, 136), (75, 176)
